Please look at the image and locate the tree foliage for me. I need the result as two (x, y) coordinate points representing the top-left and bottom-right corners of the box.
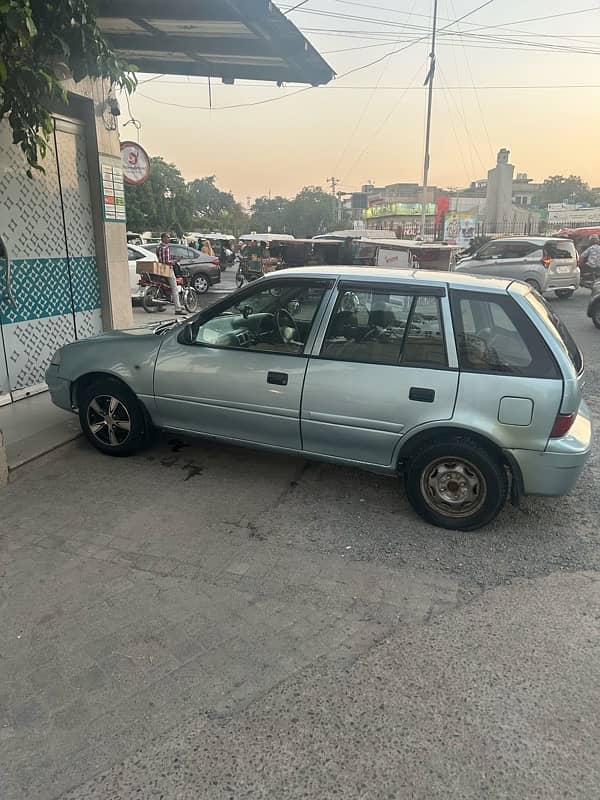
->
(0, 0), (136, 176)
(535, 175), (599, 208)
(250, 186), (340, 237)
(125, 157), (194, 233)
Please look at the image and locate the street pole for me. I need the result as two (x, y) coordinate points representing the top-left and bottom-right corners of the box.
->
(420, 0), (438, 239)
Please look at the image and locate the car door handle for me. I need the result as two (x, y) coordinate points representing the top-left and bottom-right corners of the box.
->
(267, 371), (288, 386)
(409, 387), (435, 403)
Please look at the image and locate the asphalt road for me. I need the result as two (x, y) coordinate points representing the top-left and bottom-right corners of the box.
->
(1, 284), (599, 800)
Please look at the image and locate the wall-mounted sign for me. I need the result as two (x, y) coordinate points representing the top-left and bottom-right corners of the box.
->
(120, 141), (151, 186)
(100, 157), (126, 222)
(363, 202), (436, 219)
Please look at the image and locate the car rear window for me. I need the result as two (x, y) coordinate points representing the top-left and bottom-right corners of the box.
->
(523, 291), (583, 374)
(544, 240), (576, 260)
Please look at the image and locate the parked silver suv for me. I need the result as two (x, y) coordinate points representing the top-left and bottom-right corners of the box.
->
(46, 268), (591, 531)
(455, 236), (580, 298)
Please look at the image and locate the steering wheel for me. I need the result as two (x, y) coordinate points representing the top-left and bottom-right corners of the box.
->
(276, 308), (301, 345)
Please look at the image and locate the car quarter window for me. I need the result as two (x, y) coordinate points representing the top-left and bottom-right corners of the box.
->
(185, 281), (331, 355)
(450, 290), (559, 378)
(319, 287), (448, 368)
(127, 247), (138, 260)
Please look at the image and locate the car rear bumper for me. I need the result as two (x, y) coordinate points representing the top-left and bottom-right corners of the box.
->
(45, 365), (73, 413)
(546, 269), (580, 291)
(505, 400), (592, 496)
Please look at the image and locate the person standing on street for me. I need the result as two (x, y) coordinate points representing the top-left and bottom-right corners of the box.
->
(156, 232), (185, 315)
(581, 234), (600, 282)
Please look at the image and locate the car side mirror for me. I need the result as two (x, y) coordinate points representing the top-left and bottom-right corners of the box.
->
(180, 322), (194, 345)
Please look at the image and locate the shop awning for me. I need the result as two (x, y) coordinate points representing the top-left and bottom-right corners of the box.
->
(97, 0), (334, 86)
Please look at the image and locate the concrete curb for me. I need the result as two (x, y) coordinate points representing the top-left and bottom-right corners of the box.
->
(0, 429), (7, 487)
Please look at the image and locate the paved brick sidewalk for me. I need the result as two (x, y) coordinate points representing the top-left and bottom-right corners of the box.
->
(0, 436), (460, 800)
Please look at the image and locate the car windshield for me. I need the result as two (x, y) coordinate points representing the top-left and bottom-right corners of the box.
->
(524, 291), (583, 373)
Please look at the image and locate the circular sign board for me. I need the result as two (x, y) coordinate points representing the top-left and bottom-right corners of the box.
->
(120, 141), (151, 186)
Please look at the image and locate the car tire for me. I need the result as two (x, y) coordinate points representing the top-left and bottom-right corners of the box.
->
(555, 289), (574, 299)
(192, 274), (209, 294)
(525, 279), (542, 293)
(404, 437), (508, 531)
(78, 378), (150, 457)
(592, 303), (600, 330)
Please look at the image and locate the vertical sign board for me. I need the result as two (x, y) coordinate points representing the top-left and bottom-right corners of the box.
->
(100, 157), (126, 222)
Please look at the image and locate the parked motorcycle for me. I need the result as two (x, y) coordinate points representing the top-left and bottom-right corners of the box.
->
(139, 268), (200, 314)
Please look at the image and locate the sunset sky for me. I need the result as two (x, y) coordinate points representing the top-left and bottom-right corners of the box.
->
(123, 1), (600, 203)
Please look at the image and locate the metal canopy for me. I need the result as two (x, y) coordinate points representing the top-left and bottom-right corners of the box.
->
(97, 0), (334, 86)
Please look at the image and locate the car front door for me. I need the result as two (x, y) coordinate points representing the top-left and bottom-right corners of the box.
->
(153, 278), (333, 450)
(301, 282), (460, 467)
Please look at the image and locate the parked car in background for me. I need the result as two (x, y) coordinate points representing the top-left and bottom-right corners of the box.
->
(46, 267), (591, 531)
(167, 244), (221, 294)
(127, 244), (157, 303)
(455, 237), (580, 298)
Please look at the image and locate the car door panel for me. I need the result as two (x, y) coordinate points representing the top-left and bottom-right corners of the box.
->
(300, 287), (459, 467)
(301, 360), (459, 466)
(153, 278), (333, 451)
(154, 335), (307, 450)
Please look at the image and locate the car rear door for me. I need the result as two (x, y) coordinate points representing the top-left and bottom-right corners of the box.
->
(301, 282), (459, 467)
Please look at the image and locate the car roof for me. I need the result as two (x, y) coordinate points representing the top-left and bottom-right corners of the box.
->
(128, 244), (156, 258)
(261, 266), (514, 292)
(486, 236), (569, 244)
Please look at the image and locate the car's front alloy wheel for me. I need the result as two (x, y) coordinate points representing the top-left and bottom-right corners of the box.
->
(405, 437), (508, 530)
(78, 378), (149, 456)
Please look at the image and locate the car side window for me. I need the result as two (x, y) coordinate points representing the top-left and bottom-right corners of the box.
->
(320, 287), (447, 367)
(476, 242), (506, 260)
(502, 242), (539, 259)
(185, 281), (330, 355)
(451, 290), (559, 378)
(127, 247), (138, 260)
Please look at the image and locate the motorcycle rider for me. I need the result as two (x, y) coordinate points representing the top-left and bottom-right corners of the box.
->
(581, 234), (600, 283)
(156, 233), (185, 315)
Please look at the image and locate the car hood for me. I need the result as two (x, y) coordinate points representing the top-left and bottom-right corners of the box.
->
(89, 318), (183, 341)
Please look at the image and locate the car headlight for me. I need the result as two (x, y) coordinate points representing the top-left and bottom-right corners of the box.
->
(50, 349), (61, 366)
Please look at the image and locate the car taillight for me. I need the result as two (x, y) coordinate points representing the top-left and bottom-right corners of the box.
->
(212, 258), (219, 265)
(541, 255), (551, 268)
(576, 253), (581, 267)
(550, 412), (576, 438)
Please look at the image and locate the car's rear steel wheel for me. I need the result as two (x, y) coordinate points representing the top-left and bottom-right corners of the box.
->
(405, 437), (508, 530)
(420, 457), (486, 519)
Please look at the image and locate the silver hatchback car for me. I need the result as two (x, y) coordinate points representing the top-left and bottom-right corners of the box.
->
(46, 268), (591, 531)
(455, 236), (580, 298)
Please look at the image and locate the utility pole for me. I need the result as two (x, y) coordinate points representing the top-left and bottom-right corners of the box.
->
(327, 176), (339, 196)
(420, 0), (438, 239)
